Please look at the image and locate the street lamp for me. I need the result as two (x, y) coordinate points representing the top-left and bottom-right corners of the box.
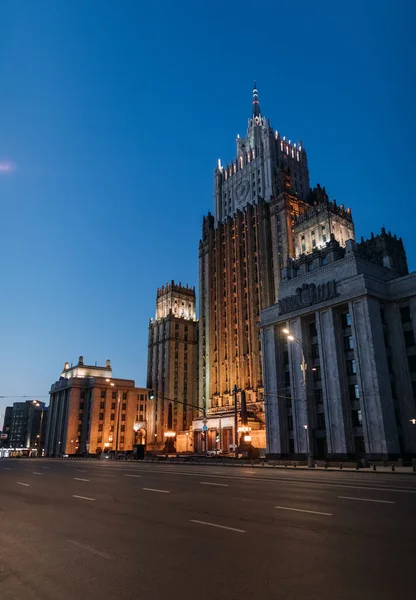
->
(32, 401), (45, 456)
(410, 419), (416, 425)
(283, 328), (315, 468)
(232, 385), (241, 460)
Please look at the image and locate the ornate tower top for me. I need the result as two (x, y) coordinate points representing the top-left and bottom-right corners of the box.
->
(154, 281), (197, 321)
(252, 81), (261, 118)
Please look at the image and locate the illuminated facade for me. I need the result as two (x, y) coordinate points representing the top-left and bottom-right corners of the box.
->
(197, 83), (354, 454)
(45, 356), (150, 456)
(147, 282), (198, 452)
(261, 230), (416, 461)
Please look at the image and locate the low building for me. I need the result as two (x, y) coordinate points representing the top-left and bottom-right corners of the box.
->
(6, 400), (47, 453)
(260, 230), (416, 461)
(1, 406), (13, 445)
(45, 357), (150, 456)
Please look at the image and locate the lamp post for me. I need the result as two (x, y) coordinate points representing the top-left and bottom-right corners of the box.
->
(232, 385), (240, 460)
(282, 328), (315, 468)
(32, 401), (45, 456)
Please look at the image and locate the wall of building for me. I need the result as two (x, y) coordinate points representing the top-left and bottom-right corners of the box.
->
(261, 244), (416, 461)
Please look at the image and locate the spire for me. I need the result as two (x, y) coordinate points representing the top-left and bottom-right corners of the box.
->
(252, 81), (261, 118)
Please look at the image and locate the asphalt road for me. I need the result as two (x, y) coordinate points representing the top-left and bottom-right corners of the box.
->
(1, 459), (415, 600)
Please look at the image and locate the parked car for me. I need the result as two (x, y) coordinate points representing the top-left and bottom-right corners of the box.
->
(206, 449), (223, 457)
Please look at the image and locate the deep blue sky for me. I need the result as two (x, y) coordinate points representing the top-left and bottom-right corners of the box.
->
(0, 0), (414, 424)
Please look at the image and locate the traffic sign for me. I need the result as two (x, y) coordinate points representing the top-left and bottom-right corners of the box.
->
(202, 425), (208, 432)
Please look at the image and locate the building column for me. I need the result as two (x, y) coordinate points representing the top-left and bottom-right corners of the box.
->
(287, 318), (308, 455)
(386, 302), (416, 454)
(262, 324), (285, 456)
(316, 308), (349, 458)
(350, 297), (400, 458)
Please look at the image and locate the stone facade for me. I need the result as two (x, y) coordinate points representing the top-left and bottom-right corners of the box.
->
(294, 190), (355, 258)
(261, 232), (416, 461)
(45, 357), (149, 456)
(147, 282), (198, 452)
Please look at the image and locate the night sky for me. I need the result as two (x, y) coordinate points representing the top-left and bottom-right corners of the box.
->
(0, 0), (414, 424)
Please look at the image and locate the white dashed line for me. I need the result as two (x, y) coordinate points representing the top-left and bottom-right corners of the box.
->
(142, 487), (170, 494)
(16, 482), (30, 487)
(33, 472), (43, 475)
(3, 467), (11, 471)
(72, 495), (96, 501)
(200, 481), (229, 487)
(73, 478), (90, 482)
(124, 474), (141, 478)
(76, 469), (87, 473)
(190, 519), (246, 533)
(67, 539), (111, 559)
(42, 466), (50, 469)
(338, 496), (395, 504)
(275, 506), (333, 516)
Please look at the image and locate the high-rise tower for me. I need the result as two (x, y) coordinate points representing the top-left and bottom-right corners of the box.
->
(147, 282), (198, 452)
(197, 84), (355, 455)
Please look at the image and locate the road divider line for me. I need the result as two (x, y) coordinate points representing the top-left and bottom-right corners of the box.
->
(338, 496), (395, 504)
(190, 519), (246, 533)
(67, 539), (111, 559)
(72, 495), (96, 501)
(73, 478), (90, 482)
(3, 467), (11, 470)
(124, 474), (141, 478)
(33, 472), (43, 475)
(200, 481), (229, 487)
(16, 482), (30, 487)
(75, 469), (87, 473)
(275, 506), (333, 516)
(143, 487), (170, 494)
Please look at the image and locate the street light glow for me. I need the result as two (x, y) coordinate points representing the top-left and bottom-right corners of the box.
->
(287, 335), (295, 341)
(282, 328), (290, 334)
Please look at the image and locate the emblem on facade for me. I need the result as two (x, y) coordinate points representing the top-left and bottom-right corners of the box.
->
(278, 281), (338, 315)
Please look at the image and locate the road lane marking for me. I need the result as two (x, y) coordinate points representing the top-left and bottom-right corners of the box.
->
(275, 506), (333, 516)
(3, 467), (11, 470)
(200, 481), (229, 487)
(67, 539), (111, 559)
(76, 469), (87, 473)
(190, 519), (246, 533)
(127, 469), (416, 494)
(338, 496), (395, 504)
(33, 472), (43, 475)
(73, 478), (90, 482)
(142, 487), (170, 493)
(16, 482), (30, 487)
(42, 466), (50, 469)
(124, 474), (141, 478)
(72, 495), (96, 501)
